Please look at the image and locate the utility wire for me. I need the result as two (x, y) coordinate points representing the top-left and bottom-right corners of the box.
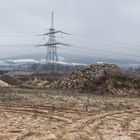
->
(61, 45), (140, 58)
(0, 32), (139, 58)
(1, 31), (140, 48)
(1, 31), (140, 46)
(62, 37), (140, 51)
(0, 44), (37, 47)
(71, 34), (140, 47)
(0, 43), (139, 58)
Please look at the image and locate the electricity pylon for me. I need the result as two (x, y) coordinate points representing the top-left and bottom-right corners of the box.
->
(37, 12), (71, 63)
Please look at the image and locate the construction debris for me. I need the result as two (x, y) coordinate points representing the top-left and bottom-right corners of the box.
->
(0, 75), (20, 86)
(0, 80), (10, 87)
(48, 64), (121, 90)
(23, 77), (49, 88)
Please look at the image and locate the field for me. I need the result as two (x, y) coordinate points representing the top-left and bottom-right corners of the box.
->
(0, 88), (140, 140)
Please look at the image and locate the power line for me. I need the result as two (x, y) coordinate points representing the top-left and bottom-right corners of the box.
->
(62, 45), (140, 58)
(71, 34), (140, 47)
(0, 30), (140, 47)
(0, 30), (139, 60)
(0, 44), (36, 47)
(62, 36), (140, 51)
(0, 30), (140, 49)
(0, 31), (40, 34)
(1, 31), (140, 46)
(0, 43), (139, 58)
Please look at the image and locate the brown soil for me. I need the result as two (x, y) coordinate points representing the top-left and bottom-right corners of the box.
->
(0, 88), (139, 140)
(0, 75), (20, 86)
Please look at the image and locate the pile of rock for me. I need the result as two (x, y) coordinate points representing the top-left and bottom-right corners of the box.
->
(0, 80), (10, 87)
(48, 64), (121, 90)
(0, 74), (20, 86)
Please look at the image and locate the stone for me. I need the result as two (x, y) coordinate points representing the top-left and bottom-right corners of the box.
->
(48, 64), (121, 91)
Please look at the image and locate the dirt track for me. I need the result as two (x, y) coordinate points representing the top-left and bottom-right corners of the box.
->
(0, 89), (140, 140)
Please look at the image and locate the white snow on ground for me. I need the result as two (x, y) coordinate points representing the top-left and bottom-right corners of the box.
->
(2, 59), (86, 66)
(10, 59), (39, 63)
(97, 62), (107, 64)
(56, 61), (86, 66)
(0, 59), (139, 67)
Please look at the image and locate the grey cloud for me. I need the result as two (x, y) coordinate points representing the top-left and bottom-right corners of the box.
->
(0, 0), (139, 60)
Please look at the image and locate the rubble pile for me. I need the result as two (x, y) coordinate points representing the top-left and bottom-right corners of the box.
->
(0, 75), (20, 86)
(48, 64), (121, 90)
(0, 80), (10, 87)
(23, 78), (49, 88)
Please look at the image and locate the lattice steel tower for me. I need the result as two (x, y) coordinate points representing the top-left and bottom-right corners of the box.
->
(38, 12), (70, 63)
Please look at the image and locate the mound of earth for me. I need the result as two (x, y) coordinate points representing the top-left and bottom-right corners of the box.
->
(22, 78), (49, 88)
(0, 74), (20, 86)
(0, 80), (10, 87)
(48, 64), (122, 91)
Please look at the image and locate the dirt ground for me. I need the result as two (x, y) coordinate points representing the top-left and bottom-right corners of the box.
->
(0, 88), (140, 140)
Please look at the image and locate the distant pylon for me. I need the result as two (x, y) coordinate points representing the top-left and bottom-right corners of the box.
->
(37, 12), (71, 63)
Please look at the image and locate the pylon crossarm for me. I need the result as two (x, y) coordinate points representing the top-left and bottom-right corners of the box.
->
(35, 45), (44, 47)
(59, 43), (72, 47)
(61, 31), (71, 35)
(44, 42), (61, 46)
(45, 30), (61, 35)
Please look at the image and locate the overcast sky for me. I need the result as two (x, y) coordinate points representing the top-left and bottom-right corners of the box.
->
(0, 0), (140, 60)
